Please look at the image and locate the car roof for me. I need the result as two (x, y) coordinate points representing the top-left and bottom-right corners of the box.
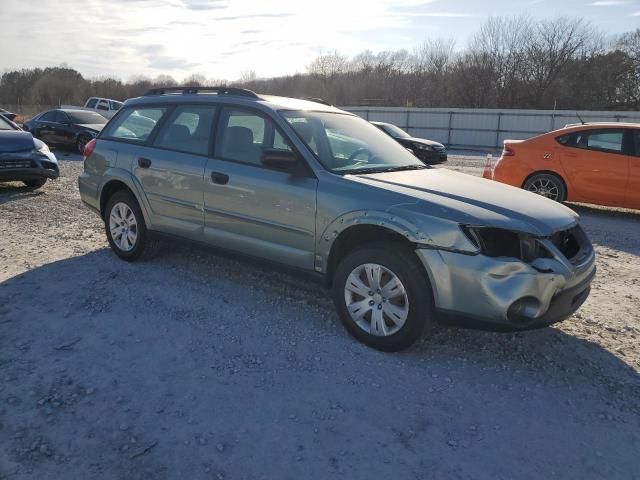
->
(558, 122), (640, 132)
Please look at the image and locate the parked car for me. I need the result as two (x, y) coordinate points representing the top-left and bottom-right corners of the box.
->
(371, 121), (447, 164)
(61, 97), (123, 119)
(0, 108), (17, 121)
(24, 109), (107, 153)
(0, 114), (58, 189)
(79, 87), (595, 351)
(488, 122), (640, 210)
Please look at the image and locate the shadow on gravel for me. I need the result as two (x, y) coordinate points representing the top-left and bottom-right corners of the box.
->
(0, 183), (44, 205)
(1, 248), (638, 479)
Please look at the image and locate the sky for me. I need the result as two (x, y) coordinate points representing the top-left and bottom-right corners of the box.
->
(0, 0), (638, 82)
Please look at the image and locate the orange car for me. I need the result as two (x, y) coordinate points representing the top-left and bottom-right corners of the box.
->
(487, 123), (640, 209)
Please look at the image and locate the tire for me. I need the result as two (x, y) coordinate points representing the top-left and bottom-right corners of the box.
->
(104, 190), (159, 262)
(523, 173), (566, 202)
(332, 242), (434, 352)
(23, 178), (47, 189)
(76, 135), (90, 154)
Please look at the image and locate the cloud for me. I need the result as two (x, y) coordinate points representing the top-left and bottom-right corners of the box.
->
(590, 0), (628, 5)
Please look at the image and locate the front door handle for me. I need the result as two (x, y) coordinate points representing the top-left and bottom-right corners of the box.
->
(210, 171), (229, 185)
(138, 157), (152, 168)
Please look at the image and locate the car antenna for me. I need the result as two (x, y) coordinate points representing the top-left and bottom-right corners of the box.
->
(575, 112), (586, 125)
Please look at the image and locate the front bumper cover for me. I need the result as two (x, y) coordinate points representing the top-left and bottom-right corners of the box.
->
(0, 152), (59, 182)
(415, 243), (596, 328)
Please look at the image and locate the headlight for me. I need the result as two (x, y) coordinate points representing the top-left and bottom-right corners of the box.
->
(413, 143), (432, 151)
(33, 143), (50, 154)
(461, 226), (550, 262)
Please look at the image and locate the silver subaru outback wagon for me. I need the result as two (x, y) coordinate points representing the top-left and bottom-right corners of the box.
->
(79, 87), (596, 351)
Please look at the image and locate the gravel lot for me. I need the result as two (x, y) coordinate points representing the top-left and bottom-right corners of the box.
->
(1, 150), (639, 479)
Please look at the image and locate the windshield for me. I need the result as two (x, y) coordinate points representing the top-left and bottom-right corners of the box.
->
(66, 111), (108, 124)
(280, 111), (424, 174)
(0, 115), (16, 130)
(382, 123), (411, 139)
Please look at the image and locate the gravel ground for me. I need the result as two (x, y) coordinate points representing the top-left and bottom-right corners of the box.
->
(1, 150), (639, 479)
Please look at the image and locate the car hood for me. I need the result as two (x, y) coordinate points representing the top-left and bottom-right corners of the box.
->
(77, 124), (105, 132)
(0, 130), (35, 153)
(349, 168), (578, 236)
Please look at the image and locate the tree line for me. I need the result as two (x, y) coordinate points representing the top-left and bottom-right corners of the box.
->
(1, 16), (639, 115)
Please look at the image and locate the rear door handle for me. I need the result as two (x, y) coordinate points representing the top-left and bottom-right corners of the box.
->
(210, 171), (229, 185)
(138, 157), (152, 168)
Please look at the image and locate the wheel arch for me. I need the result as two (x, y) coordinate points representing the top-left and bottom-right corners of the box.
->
(324, 223), (417, 287)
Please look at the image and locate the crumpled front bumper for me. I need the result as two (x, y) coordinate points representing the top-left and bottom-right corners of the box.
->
(415, 241), (596, 328)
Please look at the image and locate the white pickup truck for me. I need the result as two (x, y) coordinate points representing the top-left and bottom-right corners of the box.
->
(61, 97), (124, 119)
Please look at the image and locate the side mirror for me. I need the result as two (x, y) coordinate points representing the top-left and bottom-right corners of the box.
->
(261, 149), (300, 171)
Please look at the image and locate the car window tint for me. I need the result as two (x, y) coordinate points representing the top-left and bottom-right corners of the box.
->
(54, 111), (69, 123)
(287, 117), (320, 156)
(154, 105), (216, 156)
(40, 111), (56, 122)
(103, 107), (167, 143)
(575, 130), (624, 153)
(633, 130), (640, 156)
(86, 99), (98, 108)
(556, 133), (575, 146)
(216, 109), (287, 166)
(110, 101), (123, 111)
(273, 129), (293, 152)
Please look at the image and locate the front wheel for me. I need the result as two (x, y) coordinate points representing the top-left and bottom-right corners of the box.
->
(104, 190), (158, 261)
(332, 243), (434, 351)
(523, 173), (566, 202)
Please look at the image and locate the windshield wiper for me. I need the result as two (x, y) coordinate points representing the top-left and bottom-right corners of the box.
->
(348, 164), (427, 175)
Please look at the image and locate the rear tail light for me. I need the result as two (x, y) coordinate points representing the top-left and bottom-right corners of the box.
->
(502, 145), (516, 157)
(83, 138), (97, 161)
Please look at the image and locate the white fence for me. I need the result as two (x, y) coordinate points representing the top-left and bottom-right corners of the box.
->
(342, 107), (640, 150)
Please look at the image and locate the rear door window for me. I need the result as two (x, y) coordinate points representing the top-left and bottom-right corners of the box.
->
(39, 111), (56, 122)
(102, 107), (168, 143)
(53, 111), (69, 124)
(153, 105), (217, 156)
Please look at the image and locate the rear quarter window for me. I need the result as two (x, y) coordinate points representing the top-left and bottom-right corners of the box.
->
(102, 107), (167, 143)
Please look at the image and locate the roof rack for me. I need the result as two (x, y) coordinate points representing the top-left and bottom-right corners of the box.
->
(143, 86), (259, 99)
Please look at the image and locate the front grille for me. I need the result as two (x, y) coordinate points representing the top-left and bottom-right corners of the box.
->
(0, 160), (32, 169)
(550, 226), (581, 260)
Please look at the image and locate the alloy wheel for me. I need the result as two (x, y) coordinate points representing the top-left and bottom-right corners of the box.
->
(526, 177), (560, 200)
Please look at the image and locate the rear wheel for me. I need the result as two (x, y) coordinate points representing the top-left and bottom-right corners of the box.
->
(104, 190), (159, 261)
(332, 243), (434, 351)
(23, 178), (47, 189)
(523, 173), (566, 202)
